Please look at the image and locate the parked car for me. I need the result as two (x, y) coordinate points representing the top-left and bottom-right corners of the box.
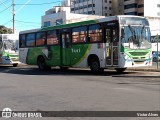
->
(152, 51), (160, 62)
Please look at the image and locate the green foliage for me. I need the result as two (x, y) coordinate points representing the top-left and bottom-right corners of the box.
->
(0, 25), (13, 34)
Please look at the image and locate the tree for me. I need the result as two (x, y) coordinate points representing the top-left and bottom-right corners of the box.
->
(0, 25), (12, 34)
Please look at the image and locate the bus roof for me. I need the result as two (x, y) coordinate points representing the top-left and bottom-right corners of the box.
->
(20, 15), (146, 34)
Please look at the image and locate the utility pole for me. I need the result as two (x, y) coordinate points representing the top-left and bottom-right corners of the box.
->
(12, 0), (15, 34)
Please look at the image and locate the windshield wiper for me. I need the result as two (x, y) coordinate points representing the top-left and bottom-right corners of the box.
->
(128, 25), (138, 44)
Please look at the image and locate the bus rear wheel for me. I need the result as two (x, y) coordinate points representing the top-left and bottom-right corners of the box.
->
(59, 66), (69, 70)
(37, 57), (51, 70)
(90, 58), (103, 74)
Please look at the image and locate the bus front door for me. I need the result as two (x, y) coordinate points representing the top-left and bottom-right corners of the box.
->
(61, 33), (71, 66)
(106, 28), (118, 66)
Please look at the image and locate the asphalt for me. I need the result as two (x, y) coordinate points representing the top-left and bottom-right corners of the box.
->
(128, 65), (160, 72)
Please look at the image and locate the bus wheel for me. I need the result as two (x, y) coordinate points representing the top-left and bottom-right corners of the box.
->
(90, 58), (103, 73)
(60, 66), (68, 70)
(13, 64), (18, 67)
(115, 68), (126, 73)
(37, 57), (47, 70)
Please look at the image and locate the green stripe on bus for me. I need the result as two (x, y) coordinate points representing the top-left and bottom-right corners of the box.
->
(73, 44), (92, 66)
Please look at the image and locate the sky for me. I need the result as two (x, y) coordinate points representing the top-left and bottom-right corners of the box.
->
(0, 0), (62, 33)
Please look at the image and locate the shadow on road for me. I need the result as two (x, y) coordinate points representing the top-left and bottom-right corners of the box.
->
(0, 65), (136, 76)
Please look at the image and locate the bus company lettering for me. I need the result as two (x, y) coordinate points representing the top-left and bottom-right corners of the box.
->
(71, 48), (81, 53)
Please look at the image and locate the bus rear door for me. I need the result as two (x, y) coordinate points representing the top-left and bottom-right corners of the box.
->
(61, 31), (71, 66)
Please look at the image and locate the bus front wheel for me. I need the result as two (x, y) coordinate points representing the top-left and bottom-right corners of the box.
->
(13, 64), (18, 67)
(90, 58), (103, 73)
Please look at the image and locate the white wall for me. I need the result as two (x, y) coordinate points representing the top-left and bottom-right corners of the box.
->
(144, 0), (160, 17)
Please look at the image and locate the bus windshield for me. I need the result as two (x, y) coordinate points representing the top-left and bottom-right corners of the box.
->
(121, 25), (151, 49)
(3, 40), (18, 51)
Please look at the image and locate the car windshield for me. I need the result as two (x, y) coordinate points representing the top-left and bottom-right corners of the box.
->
(3, 40), (18, 51)
(121, 25), (151, 49)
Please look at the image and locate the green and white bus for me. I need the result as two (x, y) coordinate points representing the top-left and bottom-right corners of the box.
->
(0, 34), (19, 67)
(19, 15), (152, 73)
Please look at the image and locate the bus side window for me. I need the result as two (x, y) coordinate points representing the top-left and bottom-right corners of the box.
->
(36, 32), (45, 46)
(20, 35), (26, 47)
(88, 24), (102, 43)
(72, 26), (87, 43)
(47, 31), (59, 45)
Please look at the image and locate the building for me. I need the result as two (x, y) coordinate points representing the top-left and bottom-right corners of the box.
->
(70, 0), (112, 16)
(41, 5), (105, 28)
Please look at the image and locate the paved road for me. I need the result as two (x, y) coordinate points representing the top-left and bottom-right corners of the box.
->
(0, 65), (160, 120)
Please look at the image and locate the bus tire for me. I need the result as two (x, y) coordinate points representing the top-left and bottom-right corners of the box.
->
(90, 58), (103, 74)
(37, 56), (47, 70)
(115, 68), (126, 73)
(13, 64), (18, 67)
(59, 66), (68, 70)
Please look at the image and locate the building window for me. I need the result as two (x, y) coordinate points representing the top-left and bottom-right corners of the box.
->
(138, 4), (144, 8)
(71, 8), (74, 11)
(124, 3), (137, 9)
(84, 5), (88, 9)
(88, 11), (93, 14)
(88, 4), (92, 8)
(56, 19), (63, 25)
(44, 21), (51, 27)
(125, 12), (137, 15)
(138, 13), (144, 16)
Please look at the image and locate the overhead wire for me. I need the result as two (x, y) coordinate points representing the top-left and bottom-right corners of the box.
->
(0, 5), (12, 13)
(0, 0), (10, 6)
(15, 20), (41, 25)
(2, 19), (12, 25)
(15, 1), (62, 6)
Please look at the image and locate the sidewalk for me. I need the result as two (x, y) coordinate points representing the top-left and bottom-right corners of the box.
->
(128, 66), (160, 72)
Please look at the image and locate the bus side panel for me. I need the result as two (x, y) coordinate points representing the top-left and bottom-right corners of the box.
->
(45, 46), (61, 66)
(19, 48), (29, 64)
(70, 44), (91, 67)
(71, 43), (106, 68)
(26, 47), (45, 65)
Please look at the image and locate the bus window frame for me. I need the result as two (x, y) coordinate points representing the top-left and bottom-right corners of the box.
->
(47, 30), (60, 46)
(71, 26), (88, 44)
(35, 32), (46, 47)
(88, 24), (104, 43)
(19, 34), (26, 48)
(26, 33), (36, 47)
